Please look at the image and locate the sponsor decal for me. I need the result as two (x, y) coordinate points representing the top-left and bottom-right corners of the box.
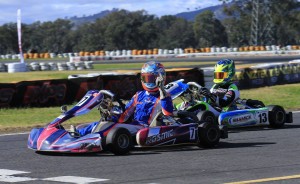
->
(232, 115), (251, 122)
(146, 129), (174, 144)
(212, 88), (227, 95)
(229, 113), (254, 125)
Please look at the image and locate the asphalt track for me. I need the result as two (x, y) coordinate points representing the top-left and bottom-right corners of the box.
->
(0, 112), (299, 184)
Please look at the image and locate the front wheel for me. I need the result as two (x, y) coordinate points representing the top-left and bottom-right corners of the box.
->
(197, 122), (220, 148)
(106, 128), (132, 155)
(268, 105), (286, 128)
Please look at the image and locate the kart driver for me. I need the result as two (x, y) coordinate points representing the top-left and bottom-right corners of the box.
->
(199, 59), (240, 112)
(70, 61), (174, 137)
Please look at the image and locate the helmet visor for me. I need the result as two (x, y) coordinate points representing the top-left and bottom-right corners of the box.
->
(214, 72), (228, 79)
(141, 73), (157, 83)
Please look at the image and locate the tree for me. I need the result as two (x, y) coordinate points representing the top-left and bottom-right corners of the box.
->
(193, 10), (228, 47)
(40, 19), (73, 53)
(0, 23), (18, 54)
(221, 1), (252, 47)
(156, 17), (196, 49)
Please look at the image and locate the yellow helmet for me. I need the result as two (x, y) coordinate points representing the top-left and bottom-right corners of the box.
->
(213, 59), (235, 85)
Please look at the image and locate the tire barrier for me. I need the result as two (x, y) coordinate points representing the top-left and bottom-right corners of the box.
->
(200, 60), (300, 89)
(5, 44), (299, 62)
(1, 60), (299, 108)
(0, 63), (6, 72)
(234, 60), (300, 89)
(0, 61), (94, 72)
(0, 68), (204, 108)
(7, 63), (27, 73)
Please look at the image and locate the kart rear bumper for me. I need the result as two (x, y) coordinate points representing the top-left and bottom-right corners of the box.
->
(219, 125), (228, 139)
(286, 112), (293, 123)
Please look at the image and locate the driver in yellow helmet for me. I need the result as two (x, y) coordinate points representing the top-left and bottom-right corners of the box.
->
(199, 59), (240, 112)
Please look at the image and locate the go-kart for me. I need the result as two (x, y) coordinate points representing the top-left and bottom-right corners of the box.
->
(28, 89), (227, 155)
(165, 79), (293, 129)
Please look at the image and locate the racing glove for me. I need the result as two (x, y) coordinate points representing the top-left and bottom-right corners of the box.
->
(199, 87), (211, 97)
(156, 73), (167, 99)
(199, 87), (217, 103)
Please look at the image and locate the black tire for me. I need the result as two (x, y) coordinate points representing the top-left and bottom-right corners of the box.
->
(246, 99), (265, 108)
(197, 122), (220, 148)
(268, 105), (286, 128)
(197, 111), (216, 124)
(106, 128), (132, 155)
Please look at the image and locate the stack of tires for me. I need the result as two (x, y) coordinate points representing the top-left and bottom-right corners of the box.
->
(7, 63), (27, 73)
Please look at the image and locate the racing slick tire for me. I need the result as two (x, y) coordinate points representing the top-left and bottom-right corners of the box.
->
(106, 127), (132, 155)
(197, 121), (220, 148)
(268, 105), (286, 128)
(197, 111), (216, 125)
(246, 99), (265, 108)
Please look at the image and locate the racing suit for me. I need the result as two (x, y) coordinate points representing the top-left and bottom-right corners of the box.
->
(76, 90), (173, 136)
(208, 82), (240, 112)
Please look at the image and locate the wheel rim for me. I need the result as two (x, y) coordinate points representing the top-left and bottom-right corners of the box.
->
(275, 111), (285, 124)
(207, 128), (218, 142)
(117, 134), (130, 149)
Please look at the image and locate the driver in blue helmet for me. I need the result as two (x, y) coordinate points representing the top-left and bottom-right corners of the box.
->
(199, 59), (240, 112)
(70, 61), (174, 137)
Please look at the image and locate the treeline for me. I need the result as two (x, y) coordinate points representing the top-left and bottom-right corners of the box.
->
(0, 0), (299, 55)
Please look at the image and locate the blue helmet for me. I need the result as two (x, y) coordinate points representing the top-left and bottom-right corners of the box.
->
(141, 61), (166, 92)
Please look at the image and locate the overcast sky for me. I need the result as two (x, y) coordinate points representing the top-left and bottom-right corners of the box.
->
(0, 0), (222, 25)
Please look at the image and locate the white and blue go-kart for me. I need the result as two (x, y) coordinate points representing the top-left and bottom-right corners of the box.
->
(165, 79), (293, 129)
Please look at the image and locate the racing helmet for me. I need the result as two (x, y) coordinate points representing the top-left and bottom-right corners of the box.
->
(213, 59), (235, 85)
(141, 61), (166, 92)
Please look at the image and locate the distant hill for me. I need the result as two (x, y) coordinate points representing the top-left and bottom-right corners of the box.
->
(175, 4), (225, 21)
(67, 8), (119, 27)
(66, 2), (240, 26)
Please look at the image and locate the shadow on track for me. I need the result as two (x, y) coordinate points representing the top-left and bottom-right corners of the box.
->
(228, 124), (300, 134)
(34, 140), (276, 157)
(217, 141), (276, 149)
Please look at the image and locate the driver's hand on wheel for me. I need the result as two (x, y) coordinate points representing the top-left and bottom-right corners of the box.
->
(199, 87), (210, 96)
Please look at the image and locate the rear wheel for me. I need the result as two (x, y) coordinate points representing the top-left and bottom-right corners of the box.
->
(197, 122), (220, 148)
(246, 99), (265, 108)
(197, 111), (216, 124)
(106, 128), (132, 155)
(268, 105), (286, 128)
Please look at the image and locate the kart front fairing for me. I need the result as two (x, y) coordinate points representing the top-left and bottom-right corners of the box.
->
(27, 90), (106, 153)
(28, 126), (102, 153)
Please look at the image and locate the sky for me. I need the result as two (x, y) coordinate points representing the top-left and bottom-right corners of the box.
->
(0, 0), (222, 25)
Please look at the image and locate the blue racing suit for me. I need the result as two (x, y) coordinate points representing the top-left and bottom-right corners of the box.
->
(77, 90), (173, 136)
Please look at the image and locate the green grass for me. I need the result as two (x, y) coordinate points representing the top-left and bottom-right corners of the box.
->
(0, 105), (100, 131)
(240, 83), (300, 110)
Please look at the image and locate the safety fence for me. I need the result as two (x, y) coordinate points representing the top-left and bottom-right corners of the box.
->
(203, 59), (300, 89)
(0, 60), (299, 108)
(0, 68), (204, 108)
(1, 45), (300, 60)
(0, 61), (94, 73)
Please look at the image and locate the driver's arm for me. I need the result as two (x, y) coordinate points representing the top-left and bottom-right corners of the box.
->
(118, 93), (137, 123)
(214, 86), (240, 107)
(161, 94), (173, 116)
